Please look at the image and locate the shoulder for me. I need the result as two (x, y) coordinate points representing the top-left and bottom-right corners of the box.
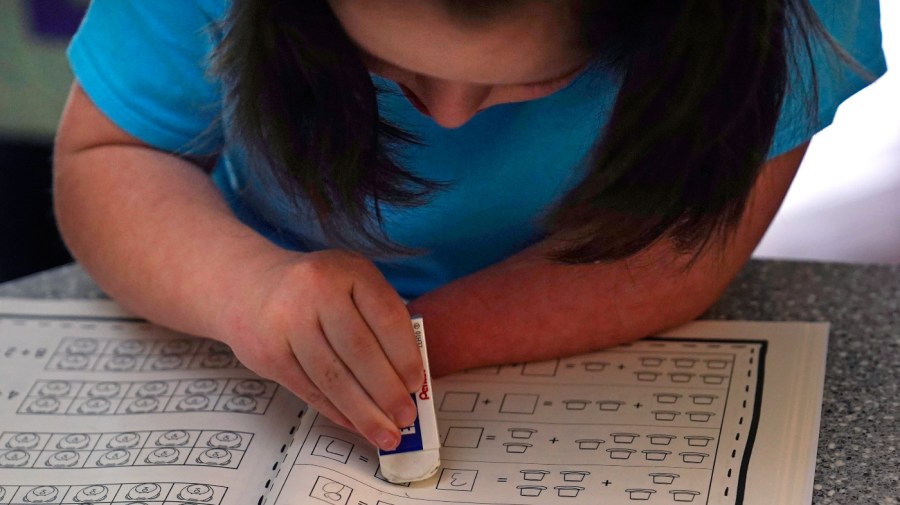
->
(769, 0), (886, 158)
(67, 0), (231, 155)
(77, 0), (229, 40)
(807, 0), (885, 67)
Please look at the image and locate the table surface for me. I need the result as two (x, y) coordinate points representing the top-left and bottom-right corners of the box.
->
(1, 260), (898, 504)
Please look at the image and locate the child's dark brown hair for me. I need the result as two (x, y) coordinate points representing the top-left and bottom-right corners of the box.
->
(214, 0), (833, 262)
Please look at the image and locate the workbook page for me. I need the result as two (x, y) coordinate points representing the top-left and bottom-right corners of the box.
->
(270, 321), (827, 505)
(0, 299), (305, 505)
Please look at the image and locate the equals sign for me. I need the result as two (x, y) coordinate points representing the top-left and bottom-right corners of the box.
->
(543, 401), (553, 406)
(359, 456), (369, 463)
(485, 436), (496, 441)
(497, 478), (508, 483)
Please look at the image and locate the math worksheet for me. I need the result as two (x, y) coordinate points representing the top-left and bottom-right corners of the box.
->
(0, 299), (827, 505)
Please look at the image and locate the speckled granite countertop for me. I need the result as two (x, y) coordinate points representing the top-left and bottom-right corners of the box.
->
(1, 261), (898, 504)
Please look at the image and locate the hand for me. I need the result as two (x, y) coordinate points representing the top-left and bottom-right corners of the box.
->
(216, 249), (423, 451)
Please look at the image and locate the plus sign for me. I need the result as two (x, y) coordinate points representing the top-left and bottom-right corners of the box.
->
(482, 399), (491, 405)
(618, 364), (625, 370)
(634, 402), (643, 409)
(602, 480), (612, 486)
(549, 437), (559, 444)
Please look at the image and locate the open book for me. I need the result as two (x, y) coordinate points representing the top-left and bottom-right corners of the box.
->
(0, 299), (827, 505)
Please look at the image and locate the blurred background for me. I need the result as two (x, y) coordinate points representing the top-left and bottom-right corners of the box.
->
(0, 0), (897, 283)
(754, 1), (900, 264)
(1, 0), (86, 283)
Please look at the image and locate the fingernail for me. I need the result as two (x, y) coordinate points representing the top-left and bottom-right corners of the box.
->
(376, 429), (399, 451)
(395, 403), (418, 428)
(406, 373), (422, 393)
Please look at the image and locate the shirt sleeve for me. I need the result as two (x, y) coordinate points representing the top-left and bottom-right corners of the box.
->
(67, 0), (227, 155)
(769, 0), (888, 158)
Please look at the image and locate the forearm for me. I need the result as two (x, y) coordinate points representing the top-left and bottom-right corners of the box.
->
(411, 144), (808, 377)
(409, 238), (731, 376)
(53, 84), (296, 341)
(54, 144), (293, 339)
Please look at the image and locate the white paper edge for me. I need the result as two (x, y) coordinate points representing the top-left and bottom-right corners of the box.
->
(0, 297), (135, 318)
(659, 320), (829, 505)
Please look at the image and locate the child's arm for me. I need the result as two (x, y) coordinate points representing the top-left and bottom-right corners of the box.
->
(54, 82), (422, 451)
(409, 143), (808, 377)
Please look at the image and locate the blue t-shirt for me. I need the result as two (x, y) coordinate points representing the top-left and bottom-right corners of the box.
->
(68, 0), (886, 298)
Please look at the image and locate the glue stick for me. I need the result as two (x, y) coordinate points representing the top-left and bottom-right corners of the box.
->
(378, 316), (440, 483)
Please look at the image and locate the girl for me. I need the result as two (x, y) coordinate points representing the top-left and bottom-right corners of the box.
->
(55, 0), (886, 451)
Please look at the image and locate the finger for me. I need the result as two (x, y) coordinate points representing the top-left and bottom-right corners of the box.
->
(243, 346), (356, 431)
(269, 355), (355, 431)
(350, 274), (423, 392)
(319, 299), (418, 429)
(290, 325), (403, 451)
